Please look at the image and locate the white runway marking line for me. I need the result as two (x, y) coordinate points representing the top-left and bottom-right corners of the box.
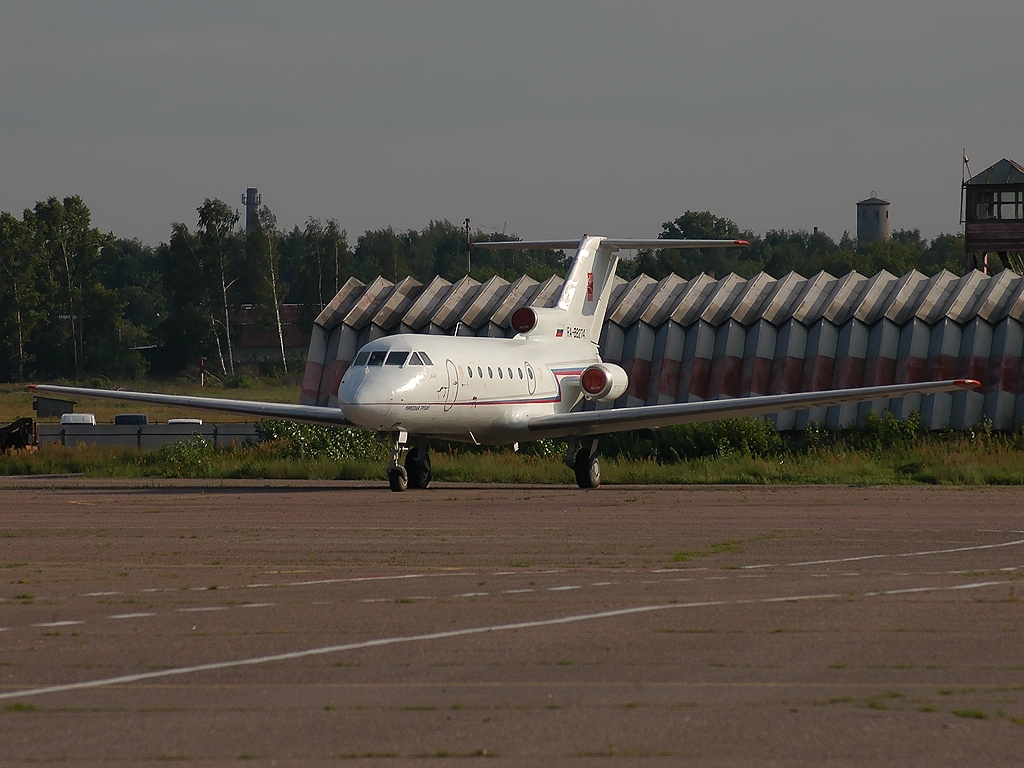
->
(0, 577), (1010, 703)
(503, 589), (535, 594)
(83, 592), (119, 597)
(108, 612), (156, 620)
(548, 585), (581, 591)
(866, 580), (1008, 597)
(286, 574), (428, 587)
(33, 620), (84, 628)
(240, 603), (275, 608)
(177, 606), (228, 613)
(744, 537), (1024, 569)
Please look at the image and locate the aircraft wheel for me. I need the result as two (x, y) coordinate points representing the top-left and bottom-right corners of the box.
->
(573, 448), (601, 489)
(405, 452), (432, 489)
(388, 465), (409, 492)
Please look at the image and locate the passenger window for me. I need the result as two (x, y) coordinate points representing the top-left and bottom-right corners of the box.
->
(527, 368), (534, 380)
(408, 352), (423, 365)
(488, 367), (493, 378)
(468, 366), (473, 378)
(508, 367), (513, 379)
(386, 351), (409, 366)
(498, 367), (503, 379)
(354, 351), (370, 366)
(518, 368), (523, 379)
(419, 352), (433, 365)
(368, 350), (386, 366)
(477, 366), (483, 378)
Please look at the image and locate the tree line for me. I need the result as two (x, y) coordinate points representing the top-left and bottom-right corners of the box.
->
(0, 196), (967, 383)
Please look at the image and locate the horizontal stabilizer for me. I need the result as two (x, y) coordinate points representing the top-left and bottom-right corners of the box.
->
(474, 238), (748, 251)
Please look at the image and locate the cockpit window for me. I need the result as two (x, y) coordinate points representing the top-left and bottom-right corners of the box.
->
(385, 351), (409, 366)
(419, 351), (433, 365)
(408, 352), (424, 365)
(354, 351), (370, 366)
(367, 350), (387, 366)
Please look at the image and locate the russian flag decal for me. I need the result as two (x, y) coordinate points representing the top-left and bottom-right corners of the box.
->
(555, 328), (564, 337)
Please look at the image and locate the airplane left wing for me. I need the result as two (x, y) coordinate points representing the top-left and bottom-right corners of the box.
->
(526, 379), (979, 440)
(28, 384), (355, 427)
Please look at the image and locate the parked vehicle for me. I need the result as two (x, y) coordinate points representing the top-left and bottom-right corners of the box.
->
(114, 413), (150, 426)
(60, 413), (96, 426)
(167, 418), (203, 425)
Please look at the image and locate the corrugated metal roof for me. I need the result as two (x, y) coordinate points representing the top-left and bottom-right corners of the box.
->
(430, 275), (481, 330)
(608, 274), (658, 326)
(490, 275), (539, 328)
(459, 275), (509, 329)
(342, 276), (395, 330)
(302, 266), (1024, 429)
(400, 276), (451, 329)
(314, 276), (369, 330)
(369, 276), (423, 330)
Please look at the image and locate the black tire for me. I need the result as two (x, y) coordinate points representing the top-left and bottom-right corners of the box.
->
(573, 448), (601, 489)
(405, 452), (432, 489)
(388, 466), (409, 492)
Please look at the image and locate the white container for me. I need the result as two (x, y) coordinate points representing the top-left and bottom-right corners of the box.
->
(60, 413), (96, 426)
(167, 418), (203, 425)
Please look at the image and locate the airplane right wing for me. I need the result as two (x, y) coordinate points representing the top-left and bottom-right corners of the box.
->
(28, 384), (355, 427)
(526, 379), (979, 440)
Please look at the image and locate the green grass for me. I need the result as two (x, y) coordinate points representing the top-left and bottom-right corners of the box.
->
(6, 398), (1024, 485)
(952, 708), (989, 719)
(6, 434), (1024, 485)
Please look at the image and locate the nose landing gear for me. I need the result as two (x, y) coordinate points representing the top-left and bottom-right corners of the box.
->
(387, 432), (431, 492)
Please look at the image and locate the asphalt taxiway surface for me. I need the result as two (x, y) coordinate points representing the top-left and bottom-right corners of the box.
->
(1, 479), (1022, 766)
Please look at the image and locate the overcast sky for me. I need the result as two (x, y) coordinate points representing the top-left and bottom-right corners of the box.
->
(2, 1), (1020, 246)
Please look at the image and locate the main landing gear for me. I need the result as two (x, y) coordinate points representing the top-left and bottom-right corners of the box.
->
(387, 432), (431, 492)
(567, 438), (601, 489)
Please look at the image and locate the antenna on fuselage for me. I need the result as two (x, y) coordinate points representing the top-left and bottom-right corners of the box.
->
(465, 218), (472, 277)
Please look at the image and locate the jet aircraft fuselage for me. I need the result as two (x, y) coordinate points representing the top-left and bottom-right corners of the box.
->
(339, 334), (595, 444)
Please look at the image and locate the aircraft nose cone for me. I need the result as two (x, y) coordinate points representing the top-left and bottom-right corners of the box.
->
(339, 378), (393, 429)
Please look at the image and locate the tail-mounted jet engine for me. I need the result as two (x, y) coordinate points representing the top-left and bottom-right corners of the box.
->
(580, 363), (629, 401)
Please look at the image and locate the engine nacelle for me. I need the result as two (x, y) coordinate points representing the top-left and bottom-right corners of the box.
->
(580, 362), (629, 401)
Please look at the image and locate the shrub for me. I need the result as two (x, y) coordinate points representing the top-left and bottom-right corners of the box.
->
(255, 421), (386, 462)
(158, 436), (215, 477)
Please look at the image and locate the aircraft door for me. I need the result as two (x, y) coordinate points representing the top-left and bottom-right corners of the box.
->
(525, 361), (536, 395)
(443, 359), (459, 411)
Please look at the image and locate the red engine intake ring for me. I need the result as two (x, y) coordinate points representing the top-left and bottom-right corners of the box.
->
(511, 306), (538, 334)
(581, 367), (608, 396)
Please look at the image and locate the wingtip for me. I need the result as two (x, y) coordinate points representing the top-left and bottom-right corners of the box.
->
(734, 239), (749, 246)
(26, 384), (37, 391)
(954, 379), (981, 389)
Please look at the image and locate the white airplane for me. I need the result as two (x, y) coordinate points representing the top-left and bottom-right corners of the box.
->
(32, 235), (978, 491)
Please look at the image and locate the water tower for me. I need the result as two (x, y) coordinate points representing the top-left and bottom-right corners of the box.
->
(857, 194), (890, 244)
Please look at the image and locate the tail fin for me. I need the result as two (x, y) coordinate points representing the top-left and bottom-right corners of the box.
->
(554, 236), (619, 342)
(474, 236), (748, 342)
